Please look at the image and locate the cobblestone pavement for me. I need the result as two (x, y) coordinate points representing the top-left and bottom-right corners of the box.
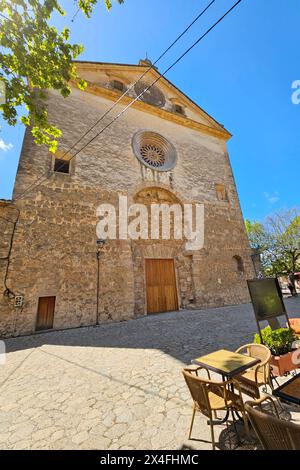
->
(1, 298), (300, 450)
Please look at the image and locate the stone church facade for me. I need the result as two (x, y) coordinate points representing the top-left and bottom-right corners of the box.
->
(0, 60), (254, 337)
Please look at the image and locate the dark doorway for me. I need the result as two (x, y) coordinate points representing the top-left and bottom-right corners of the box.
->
(36, 296), (56, 331)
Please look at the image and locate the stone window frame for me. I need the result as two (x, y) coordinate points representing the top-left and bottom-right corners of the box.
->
(215, 183), (229, 202)
(173, 103), (185, 116)
(54, 158), (70, 174)
(111, 79), (126, 92)
(51, 151), (75, 177)
(134, 81), (166, 108)
(233, 255), (245, 274)
(132, 130), (177, 172)
(170, 98), (186, 117)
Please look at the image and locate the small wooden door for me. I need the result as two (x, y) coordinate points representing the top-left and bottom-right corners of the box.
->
(36, 296), (55, 331)
(145, 259), (178, 314)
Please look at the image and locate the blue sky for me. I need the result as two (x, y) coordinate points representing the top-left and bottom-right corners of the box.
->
(0, 0), (299, 221)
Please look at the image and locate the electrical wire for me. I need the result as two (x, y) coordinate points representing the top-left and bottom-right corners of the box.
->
(1, 209), (20, 296)
(14, 0), (242, 202)
(2, 2), (217, 290)
(60, 0), (217, 160)
(13, 0), (218, 200)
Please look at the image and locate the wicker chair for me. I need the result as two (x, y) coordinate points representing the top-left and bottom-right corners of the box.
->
(182, 367), (249, 450)
(245, 396), (300, 450)
(234, 344), (272, 398)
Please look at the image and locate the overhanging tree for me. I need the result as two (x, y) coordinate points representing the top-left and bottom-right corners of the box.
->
(0, 0), (124, 152)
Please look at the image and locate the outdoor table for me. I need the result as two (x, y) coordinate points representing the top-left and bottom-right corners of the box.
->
(191, 349), (260, 378)
(273, 373), (300, 406)
(191, 349), (260, 433)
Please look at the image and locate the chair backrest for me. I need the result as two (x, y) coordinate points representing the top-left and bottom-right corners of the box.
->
(237, 343), (271, 364)
(182, 369), (212, 418)
(248, 344), (271, 363)
(245, 402), (300, 450)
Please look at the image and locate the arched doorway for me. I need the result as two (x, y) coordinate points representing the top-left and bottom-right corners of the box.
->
(132, 186), (185, 314)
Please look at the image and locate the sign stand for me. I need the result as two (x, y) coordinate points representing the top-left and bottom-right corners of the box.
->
(247, 278), (291, 343)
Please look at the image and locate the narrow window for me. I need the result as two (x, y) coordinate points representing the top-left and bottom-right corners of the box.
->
(233, 255), (244, 273)
(215, 183), (228, 202)
(173, 104), (184, 115)
(112, 80), (125, 92)
(54, 158), (70, 174)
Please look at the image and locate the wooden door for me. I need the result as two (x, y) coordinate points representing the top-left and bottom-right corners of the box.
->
(145, 259), (178, 314)
(36, 296), (55, 331)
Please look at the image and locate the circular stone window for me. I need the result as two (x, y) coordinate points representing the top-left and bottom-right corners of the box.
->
(132, 131), (177, 171)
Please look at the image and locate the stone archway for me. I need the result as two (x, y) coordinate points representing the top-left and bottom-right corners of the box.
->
(131, 186), (195, 315)
(134, 186), (181, 204)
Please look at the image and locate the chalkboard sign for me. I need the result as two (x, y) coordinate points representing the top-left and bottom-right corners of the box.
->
(247, 278), (286, 321)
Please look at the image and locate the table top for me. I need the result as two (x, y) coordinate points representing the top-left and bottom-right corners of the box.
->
(273, 373), (300, 405)
(191, 349), (260, 378)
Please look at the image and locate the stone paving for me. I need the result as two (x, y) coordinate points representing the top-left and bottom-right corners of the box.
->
(1, 297), (300, 450)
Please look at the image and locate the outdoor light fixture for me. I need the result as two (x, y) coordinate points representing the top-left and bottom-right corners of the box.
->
(96, 238), (106, 249)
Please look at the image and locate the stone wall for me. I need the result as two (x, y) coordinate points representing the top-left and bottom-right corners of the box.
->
(0, 200), (20, 337)
(0, 86), (254, 337)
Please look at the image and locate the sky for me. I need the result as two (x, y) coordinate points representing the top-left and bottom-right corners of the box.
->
(0, 0), (299, 221)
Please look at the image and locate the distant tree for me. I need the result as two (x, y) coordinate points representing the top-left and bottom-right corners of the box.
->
(245, 209), (300, 283)
(264, 210), (300, 275)
(0, 0), (124, 152)
(245, 219), (268, 251)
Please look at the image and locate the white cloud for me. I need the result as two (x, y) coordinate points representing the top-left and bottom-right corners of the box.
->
(0, 138), (13, 152)
(264, 191), (280, 204)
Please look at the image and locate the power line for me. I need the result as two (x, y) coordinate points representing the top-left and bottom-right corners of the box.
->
(2, 208), (20, 297)
(15, 0), (242, 201)
(14, 0), (217, 200)
(61, 0), (217, 159)
(71, 0), (242, 155)
(0, 12), (11, 22)
(71, 7), (81, 23)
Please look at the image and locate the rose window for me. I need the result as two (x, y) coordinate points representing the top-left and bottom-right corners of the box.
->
(132, 131), (177, 172)
(140, 144), (166, 168)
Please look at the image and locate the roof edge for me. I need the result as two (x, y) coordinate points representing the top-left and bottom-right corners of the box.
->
(73, 60), (231, 137)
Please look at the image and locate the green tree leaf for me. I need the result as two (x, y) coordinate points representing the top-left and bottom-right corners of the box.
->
(0, 0), (124, 151)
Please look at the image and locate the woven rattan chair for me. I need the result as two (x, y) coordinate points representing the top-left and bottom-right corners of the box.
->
(245, 396), (300, 450)
(182, 367), (249, 450)
(234, 344), (272, 398)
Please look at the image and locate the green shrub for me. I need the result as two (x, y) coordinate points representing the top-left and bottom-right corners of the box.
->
(254, 326), (296, 356)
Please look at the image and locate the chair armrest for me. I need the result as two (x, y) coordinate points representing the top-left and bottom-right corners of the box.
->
(235, 345), (248, 355)
(212, 378), (239, 405)
(254, 355), (271, 369)
(186, 366), (211, 379)
(245, 395), (280, 418)
(252, 358), (270, 383)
